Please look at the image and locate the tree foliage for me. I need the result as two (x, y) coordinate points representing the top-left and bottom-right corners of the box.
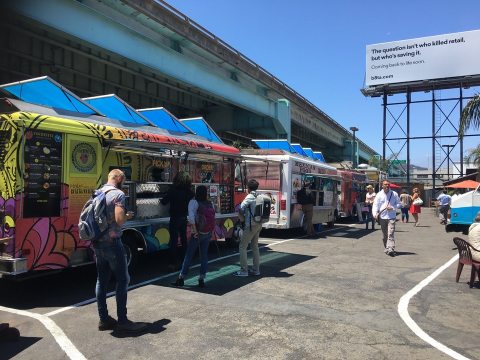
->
(459, 93), (480, 138)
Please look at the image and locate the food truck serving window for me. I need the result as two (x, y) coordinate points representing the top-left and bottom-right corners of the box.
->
(23, 129), (62, 218)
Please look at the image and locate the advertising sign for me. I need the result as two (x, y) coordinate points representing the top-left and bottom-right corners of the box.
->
(366, 30), (480, 86)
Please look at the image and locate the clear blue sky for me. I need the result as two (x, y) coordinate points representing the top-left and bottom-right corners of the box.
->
(165, 0), (480, 168)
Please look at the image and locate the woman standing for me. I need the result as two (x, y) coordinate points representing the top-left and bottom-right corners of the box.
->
(409, 188), (421, 226)
(364, 185), (376, 230)
(399, 189), (412, 223)
(173, 185), (213, 288)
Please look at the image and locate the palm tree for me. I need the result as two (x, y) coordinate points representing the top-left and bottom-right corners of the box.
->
(459, 94), (480, 175)
(465, 146), (480, 169)
(459, 94), (480, 137)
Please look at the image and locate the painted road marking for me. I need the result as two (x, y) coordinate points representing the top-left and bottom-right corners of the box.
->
(46, 227), (340, 316)
(398, 254), (470, 360)
(0, 305), (86, 360)
(0, 226), (357, 360)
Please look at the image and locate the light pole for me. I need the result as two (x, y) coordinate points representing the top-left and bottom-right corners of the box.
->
(442, 144), (454, 180)
(349, 126), (359, 168)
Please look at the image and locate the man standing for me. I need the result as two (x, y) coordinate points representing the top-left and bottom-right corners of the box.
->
(233, 179), (263, 277)
(372, 181), (402, 257)
(437, 189), (452, 225)
(92, 169), (147, 332)
(296, 181), (316, 237)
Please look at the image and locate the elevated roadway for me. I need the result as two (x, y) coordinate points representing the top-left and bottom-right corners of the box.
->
(0, 0), (377, 162)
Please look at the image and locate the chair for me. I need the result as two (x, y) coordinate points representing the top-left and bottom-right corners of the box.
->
(452, 237), (480, 288)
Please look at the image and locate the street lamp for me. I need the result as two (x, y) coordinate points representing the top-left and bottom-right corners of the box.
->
(349, 126), (359, 168)
(442, 144), (454, 180)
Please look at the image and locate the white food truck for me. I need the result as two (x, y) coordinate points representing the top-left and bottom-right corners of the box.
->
(238, 142), (340, 230)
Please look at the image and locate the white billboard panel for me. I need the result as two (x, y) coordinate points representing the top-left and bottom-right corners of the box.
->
(365, 30), (480, 87)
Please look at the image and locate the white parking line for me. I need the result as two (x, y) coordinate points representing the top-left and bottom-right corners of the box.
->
(47, 227), (340, 317)
(3, 225), (342, 360)
(397, 254), (470, 360)
(0, 305), (86, 360)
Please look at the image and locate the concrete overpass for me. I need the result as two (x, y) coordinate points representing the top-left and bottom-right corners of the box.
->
(0, 0), (377, 163)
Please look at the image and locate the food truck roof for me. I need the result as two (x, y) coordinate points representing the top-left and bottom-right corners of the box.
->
(180, 117), (224, 144)
(83, 94), (156, 127)
(138, 107), (192, 135)
(0, 97), (240, 156)
(1, 76), (102, 116)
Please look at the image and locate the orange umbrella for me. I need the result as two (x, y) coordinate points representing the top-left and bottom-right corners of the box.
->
(445, 180), (480, 189)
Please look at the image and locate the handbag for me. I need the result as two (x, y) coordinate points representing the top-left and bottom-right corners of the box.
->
(413, 198), (423, 206)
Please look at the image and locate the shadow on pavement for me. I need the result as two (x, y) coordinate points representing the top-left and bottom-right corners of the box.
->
(111, 319), (171, 338)
(1, 335), (42, 359)
(393, 251), (417, 256)
(156, 247), (315, 296)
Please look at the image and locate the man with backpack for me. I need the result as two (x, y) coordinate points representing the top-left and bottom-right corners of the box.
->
(233, 179), (268, 277)
(172, 185), (214, 288)
(88, 169), (146, 332)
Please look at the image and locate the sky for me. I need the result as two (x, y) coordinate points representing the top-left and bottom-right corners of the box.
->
(164, 0), (480, 169)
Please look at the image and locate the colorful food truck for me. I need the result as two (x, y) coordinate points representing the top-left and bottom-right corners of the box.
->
(0, 77), (241, 277)
(446, 184), (480, 234)
(237, 140), (340, 232)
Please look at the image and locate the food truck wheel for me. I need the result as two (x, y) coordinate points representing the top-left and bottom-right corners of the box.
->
(122, 237), (138, 270)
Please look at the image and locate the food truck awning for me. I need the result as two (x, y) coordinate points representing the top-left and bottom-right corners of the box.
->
(180, 117), (224, 144)
(445, 180), (480, 189)
(1, 76), (101, 116)
(139, 107), (192, 134)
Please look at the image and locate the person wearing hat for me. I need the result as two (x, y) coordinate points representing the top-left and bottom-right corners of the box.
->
(364, 185), (376, 230)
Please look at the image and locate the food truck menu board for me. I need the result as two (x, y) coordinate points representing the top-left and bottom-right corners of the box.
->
(219, 185), (233, 214)
(23, 129), (63, 218)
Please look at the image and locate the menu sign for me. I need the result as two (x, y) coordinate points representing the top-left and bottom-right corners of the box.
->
(23, 129), (63, 218)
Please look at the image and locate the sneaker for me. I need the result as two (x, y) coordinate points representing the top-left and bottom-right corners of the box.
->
(117, 320), (148, 333)
(98, 315), (117, 331)
(198, 278), (205, 288)
(233, 270), (248, 277)
(386, 251), (396, 257)
(172, 277), (184, 287)
(248, 270), (261, 276)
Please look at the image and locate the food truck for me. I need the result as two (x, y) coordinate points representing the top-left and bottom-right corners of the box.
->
(0, 77), (241, 277)
(238, 140), (340, 232)
(446, 184), (480, 234)
(337, 170), (368, 219)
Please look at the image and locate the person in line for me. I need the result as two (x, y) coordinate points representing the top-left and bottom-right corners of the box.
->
(364, 185), (376, 230)
(372, 180), (402, 257)
(399, 189), (411, 223)
(468, 212), (480, 262)
(173, 185), (212, 288)
(297, 180), (316, 237)
(161, 171), (194, 269)
(409, 187), (422, 227)
(93, 169), (147, 332)
(437, 189), (451, 225)
(233, 179), (263, 277)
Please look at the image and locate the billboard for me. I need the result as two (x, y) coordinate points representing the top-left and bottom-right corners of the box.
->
(365, 30), (480, 87)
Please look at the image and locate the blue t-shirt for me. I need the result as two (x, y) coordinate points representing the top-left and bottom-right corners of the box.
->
(437, 193), (451, 206)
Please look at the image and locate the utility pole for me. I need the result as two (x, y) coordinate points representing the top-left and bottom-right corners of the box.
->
(349, 126), (359, 169)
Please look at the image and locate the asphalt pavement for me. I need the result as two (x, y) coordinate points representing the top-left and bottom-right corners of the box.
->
(1, 209), (479, 360)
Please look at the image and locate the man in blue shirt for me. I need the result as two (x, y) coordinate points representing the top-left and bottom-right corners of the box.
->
(437, 189), (451, 225)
